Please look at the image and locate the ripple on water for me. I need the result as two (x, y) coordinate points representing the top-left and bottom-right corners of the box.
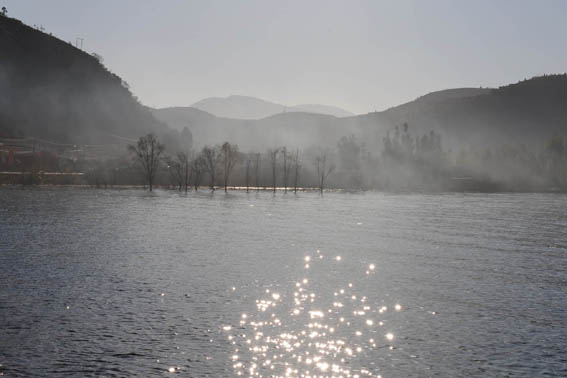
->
(0, 189), (566, 377)
(224, 251), (401, 377)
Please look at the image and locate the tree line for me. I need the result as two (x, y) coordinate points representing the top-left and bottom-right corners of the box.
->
(8, 121), (556, 192)
(123, 125), (567, 193)
(127, 134), (335, 194)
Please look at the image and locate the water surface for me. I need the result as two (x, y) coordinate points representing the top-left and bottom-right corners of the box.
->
(1, 188), (566, 377)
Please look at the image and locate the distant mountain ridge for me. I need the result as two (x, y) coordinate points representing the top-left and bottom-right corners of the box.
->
(154, 75), (567, 151)
(153, 87), (486, 151)
(190, 95), (354, 119)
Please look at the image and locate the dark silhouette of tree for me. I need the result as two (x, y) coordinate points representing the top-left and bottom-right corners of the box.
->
(1, 7), (7, 16)
(201, 145), (219, 191)
(281, 147), (290, 193)
(128, 133), (164, 191)
(165, 152), (190, 191)
(267, 148), (279, 193)
(254, 153), (261, 192)
(183, 152), (191, 193)
(165, 155), (183, 191)
(191, 154), (206, 191)
(220, 142), (239, 192)
(245, 157), (252, 193)
(293, 149), (301, 193)
(314, 150), (334, 194)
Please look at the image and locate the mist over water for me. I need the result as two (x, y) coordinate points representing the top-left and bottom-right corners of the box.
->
(1, 188), (566, 377)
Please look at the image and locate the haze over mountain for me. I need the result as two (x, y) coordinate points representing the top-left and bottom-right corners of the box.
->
(154, 76), (567, 152)
(378, 76), (567, 148)
(191, 95), (354, 119)
(2, 12), (566, 160)
(0, 15), (189, 151)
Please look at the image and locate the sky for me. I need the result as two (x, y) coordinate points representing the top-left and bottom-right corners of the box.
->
(4, 0), (567, 114)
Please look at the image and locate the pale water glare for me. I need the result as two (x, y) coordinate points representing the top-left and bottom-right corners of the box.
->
(224, 250), (391, 377)
(0, 188), (566, 377)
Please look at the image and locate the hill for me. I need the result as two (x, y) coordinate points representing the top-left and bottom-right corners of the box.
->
(152, 107), (343, 151)
(377, 75), (567, 148)
(382, 88), (492, 119)
(155, 76), (567, 152)
(150, 86), (501, 151)
(0, 15), (186, 150)
(190, 95), (354, 119)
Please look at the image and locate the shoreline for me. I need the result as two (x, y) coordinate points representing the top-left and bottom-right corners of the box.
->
(1, 183), (566, 194)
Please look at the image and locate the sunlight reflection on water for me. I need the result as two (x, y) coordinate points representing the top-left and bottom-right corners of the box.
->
(224, 250), (400, 378)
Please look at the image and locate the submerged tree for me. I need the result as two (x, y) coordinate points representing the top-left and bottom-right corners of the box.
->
(245, 157), (252, 193)
(267, 148), (279, 193)
(128, 133), (164, 191)
(201, 145), (219, 191)
(254, 153), (261, 192)
(165, 154), (183, 191)
(314, 150), (334, 195)
(293, 149), (301, 193)
(281, 147), (290, 193)
(183, 152), (191, 192)
(165, 152), (190, 192)
(220, 142), (239, 192)
(192, 154), (207, 191)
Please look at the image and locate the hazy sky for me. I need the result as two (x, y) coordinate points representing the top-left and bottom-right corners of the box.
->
(5, 0), (567, 114)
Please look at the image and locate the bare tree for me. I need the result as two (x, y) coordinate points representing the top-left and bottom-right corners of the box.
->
(267, 148), (280, 193)
(281, 147), (290, 193)
(220, 142), (239, 192)
(183, 152), (191, 193)
(164, 154), (184, 191)
(192, 154), (206, 191)
(245, 157), (252, 193)
(201, 145), (219, 191)
(128, 133), (164, 191)
(293, 149), (301, 193)
(164, 152), (190, 192)
(254, 153), (261, 192)
(314, 150), (335, 195)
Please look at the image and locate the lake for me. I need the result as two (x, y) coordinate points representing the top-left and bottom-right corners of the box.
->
(1, 188), (566, 377)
